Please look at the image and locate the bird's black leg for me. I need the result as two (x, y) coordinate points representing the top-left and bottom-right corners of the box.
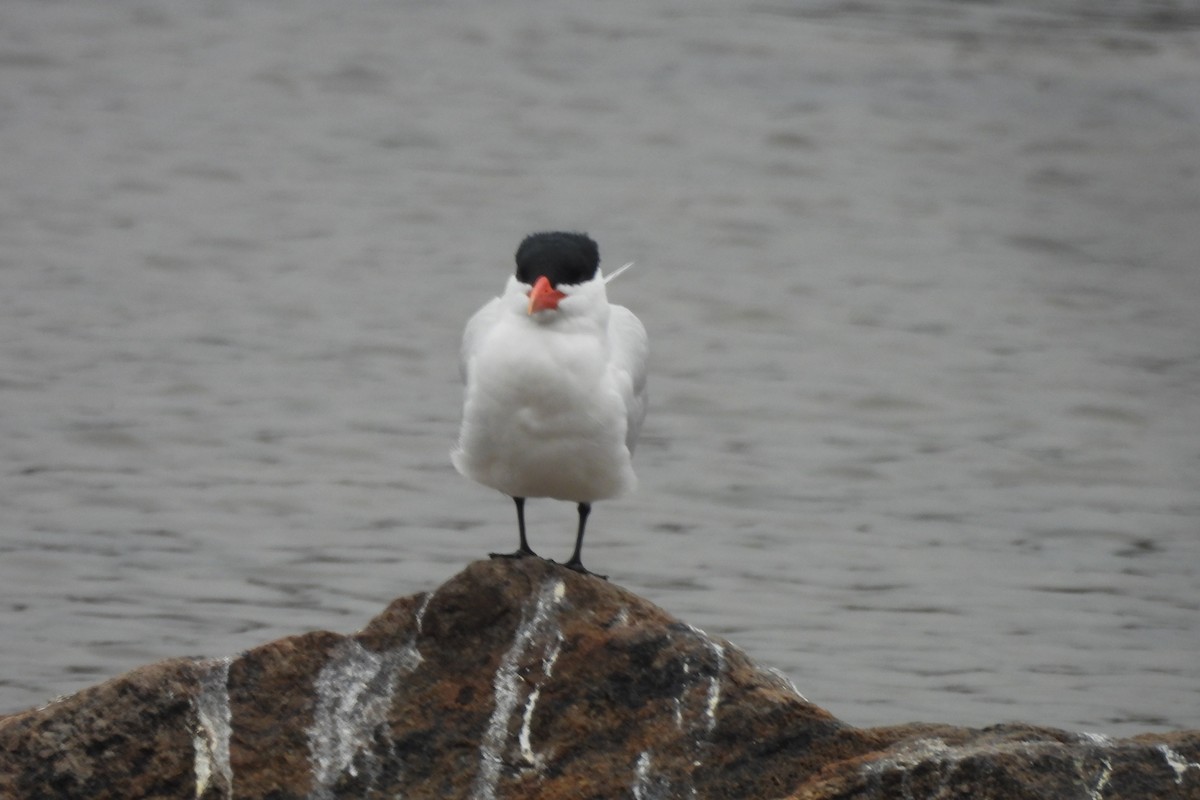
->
(490, 496), (537, 560)
(563, 503), (606, 580)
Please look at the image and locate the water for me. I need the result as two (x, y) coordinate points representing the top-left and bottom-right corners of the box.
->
(1, 0), (1198, 737)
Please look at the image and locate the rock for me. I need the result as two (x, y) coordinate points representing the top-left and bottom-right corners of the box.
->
(0, 558), (1197, 799)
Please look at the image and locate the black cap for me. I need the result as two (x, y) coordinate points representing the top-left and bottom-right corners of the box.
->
(514, 232), (600, 287)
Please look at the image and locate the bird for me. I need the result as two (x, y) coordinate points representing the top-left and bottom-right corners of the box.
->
(452, 232), (648, 578)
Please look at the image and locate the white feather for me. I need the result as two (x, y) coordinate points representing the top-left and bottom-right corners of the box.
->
(604, 261), (636, 284)
(452, 270), (648, 504)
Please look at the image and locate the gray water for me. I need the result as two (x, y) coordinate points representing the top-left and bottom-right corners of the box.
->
(1, 0), (1198, 737)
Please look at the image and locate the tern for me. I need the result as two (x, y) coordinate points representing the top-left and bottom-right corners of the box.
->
(452, 232), (648, 577)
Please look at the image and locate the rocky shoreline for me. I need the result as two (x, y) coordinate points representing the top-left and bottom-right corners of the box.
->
(1, 559), (1196, 799)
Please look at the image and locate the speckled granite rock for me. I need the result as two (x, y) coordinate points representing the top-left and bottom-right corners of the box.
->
(1, 559), (1197, 799)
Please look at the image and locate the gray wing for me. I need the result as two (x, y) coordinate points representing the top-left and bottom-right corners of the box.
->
(608, 304), (649, 453)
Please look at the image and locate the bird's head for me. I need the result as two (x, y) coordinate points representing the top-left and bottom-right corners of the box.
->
(515, 232), (600, 317)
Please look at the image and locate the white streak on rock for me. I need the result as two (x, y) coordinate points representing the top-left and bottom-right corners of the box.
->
(864, 735), (1200, 799)
(1159, 744), (1200, 784)
(472, 578), (566, 800)
(193, 656), (233, 800)
(632, 751), (656, 800)
(632, 750), (687, 800)
(633, 753), (700, 800)
(1088, 755), (1113, 800)
(1078, 733), (1115, 800)
(651, 626), (729, 796)
(683, 626), (725, 735)
(516, 688), (543, 768)
(862, 738), (954, 800)
(518, 632), (563, 768)
(761, 666), (808, 702)
(194, 741), (211, 798)
(703, 640), (725, 734)
(414, 590), (435, 635)
(307, 639), (420, 800)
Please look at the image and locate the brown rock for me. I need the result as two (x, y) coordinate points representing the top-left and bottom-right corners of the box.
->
(1, 558), (1197, 798)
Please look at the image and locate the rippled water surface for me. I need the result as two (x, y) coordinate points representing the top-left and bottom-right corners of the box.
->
(1, 0), (1198, 736)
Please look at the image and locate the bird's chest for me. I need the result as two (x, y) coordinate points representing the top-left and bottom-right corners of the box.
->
(470, 330), (610, 434)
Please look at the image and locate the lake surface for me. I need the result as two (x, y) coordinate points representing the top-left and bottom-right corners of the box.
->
(1, 0), (1198, 737)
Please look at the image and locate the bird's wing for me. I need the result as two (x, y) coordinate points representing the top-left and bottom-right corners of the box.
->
(608, 304), (649, 453)
(459, 296), (504, 382)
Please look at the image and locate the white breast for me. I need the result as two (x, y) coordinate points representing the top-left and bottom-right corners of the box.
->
(452, 274), (646, 503)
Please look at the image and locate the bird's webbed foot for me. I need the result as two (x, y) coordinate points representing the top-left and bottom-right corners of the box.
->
(562, 558), (607, 581)
(489, 546), (539, 560)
